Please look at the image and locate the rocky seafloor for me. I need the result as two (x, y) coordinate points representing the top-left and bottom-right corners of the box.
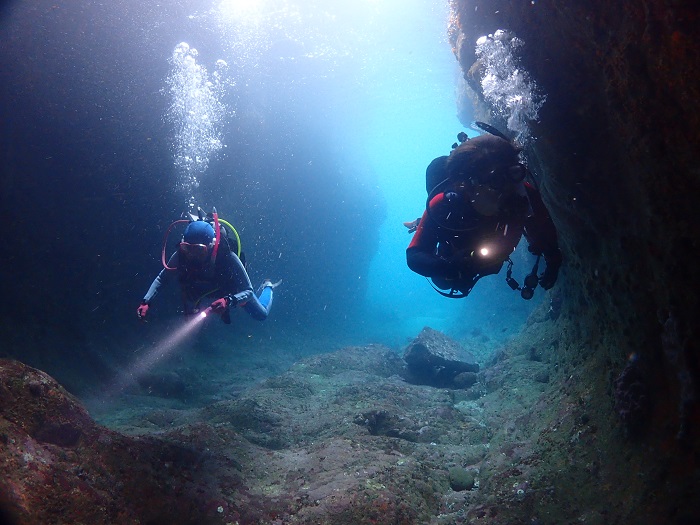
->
(1, 306), (693, 525)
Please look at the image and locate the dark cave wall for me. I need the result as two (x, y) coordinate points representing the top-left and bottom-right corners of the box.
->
(451, 0), (699, 402)
(450, 0), (699, 520)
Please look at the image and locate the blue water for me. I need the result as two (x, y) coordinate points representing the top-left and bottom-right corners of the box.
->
(0, 0), (544, 378)
(161, 0), (544, 348)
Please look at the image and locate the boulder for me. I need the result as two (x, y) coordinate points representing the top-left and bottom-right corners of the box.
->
(403, 327), (479, 388)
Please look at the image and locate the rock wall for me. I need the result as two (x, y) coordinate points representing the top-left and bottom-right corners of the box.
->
(449, 0), (699, 520)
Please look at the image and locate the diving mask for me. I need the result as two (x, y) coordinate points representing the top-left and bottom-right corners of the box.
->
(179, 242), (210, 263)
(468, 163), (528, 216)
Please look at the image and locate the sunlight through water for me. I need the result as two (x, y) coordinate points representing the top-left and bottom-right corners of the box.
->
(166, 41), (230, 195)
(160, 0), (544, 346)
(218, 0), (267, 20)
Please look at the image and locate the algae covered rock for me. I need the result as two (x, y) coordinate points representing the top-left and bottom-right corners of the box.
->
(448, 466), (475, 491)
(403, 327), (479, 388)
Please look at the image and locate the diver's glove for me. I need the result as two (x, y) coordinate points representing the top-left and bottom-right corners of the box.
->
(137, 301), (149, 320)
(403, 218), (421, 234)
(211, 295), (234, 324)
(539, 250), (562, 290)
(210, 296), (231, 313)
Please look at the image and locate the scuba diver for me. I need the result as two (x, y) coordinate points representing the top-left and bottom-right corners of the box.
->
(137, 207), (281, 323)
(405, 123), (562, 299)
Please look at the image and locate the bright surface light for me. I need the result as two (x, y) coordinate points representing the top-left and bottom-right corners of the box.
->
(479, 247), (490, 256)
(218, 0), (266, 19)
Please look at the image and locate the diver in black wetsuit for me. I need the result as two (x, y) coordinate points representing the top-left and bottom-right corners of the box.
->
(406, 128), (561, 299)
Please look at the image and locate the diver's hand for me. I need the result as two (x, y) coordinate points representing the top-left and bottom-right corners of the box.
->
(539, 250), (562, 290)
(210, 296), (230, 314)
(403, 218), (421, 234)
(539, 265), (559, 290)
(137, 302), (149, 320)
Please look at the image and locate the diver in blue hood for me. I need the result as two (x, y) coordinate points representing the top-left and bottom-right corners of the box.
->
(137, 209), (280, 323)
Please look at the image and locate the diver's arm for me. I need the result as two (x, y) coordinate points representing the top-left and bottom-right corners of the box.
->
(407, 246), (460, 278)
(220, 250), (253, 297)
(523, 184), (562, 288)
(142, 252), (178, 304)
(406, 211), (463, 279)
(523, 184), (560, 259)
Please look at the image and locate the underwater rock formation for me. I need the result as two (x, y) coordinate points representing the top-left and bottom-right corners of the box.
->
(450, 0), (700, 522)
(613, 358), (650, 436)
(0, 347), (491, 524)
(403, 327), (480, 389)
(660, 310), (697, 442)
(4, 332), (700, 524)
(0, 359), (223, 524)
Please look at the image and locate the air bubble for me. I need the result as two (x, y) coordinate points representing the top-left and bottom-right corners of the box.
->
(165, 42), (230, 193)
(475, 30), (545, 142)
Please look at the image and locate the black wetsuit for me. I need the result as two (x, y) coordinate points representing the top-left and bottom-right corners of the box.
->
(406, 181), (561, 296)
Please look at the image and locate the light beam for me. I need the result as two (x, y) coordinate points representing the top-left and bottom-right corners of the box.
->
(104, 308), (213, 398)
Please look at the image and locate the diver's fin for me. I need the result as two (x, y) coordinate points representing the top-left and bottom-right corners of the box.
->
(258, 279), (283, 294)
(403, 218), (421, 233)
